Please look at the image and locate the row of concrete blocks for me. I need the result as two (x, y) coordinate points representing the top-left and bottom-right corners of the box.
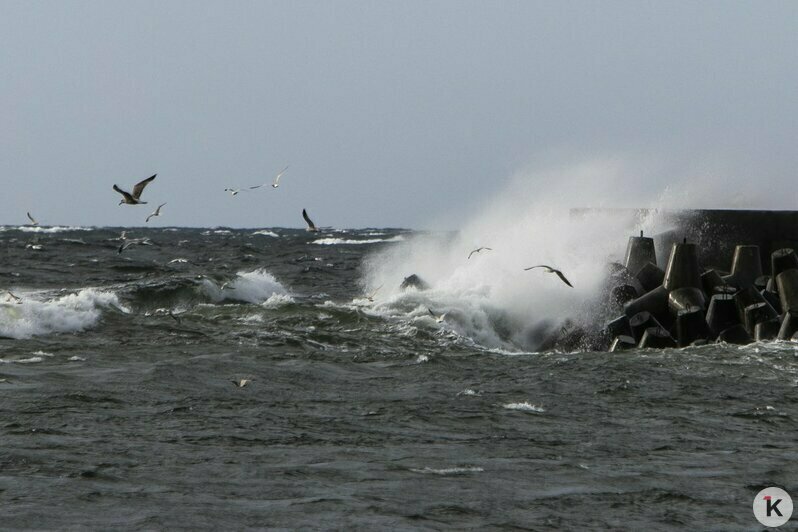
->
(604, 233), (798, 351)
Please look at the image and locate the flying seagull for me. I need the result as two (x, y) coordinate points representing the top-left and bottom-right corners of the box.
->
(224, 187), (249, 196)
(250, 165), (290, 190)
(231, 378), (252, 388)
(427, 308), (447, 323)
(6, 291), (22, 304)
(118, 238), (152, 254)
(468, 247), (492, 259)
(113, 174), (156, 205)
(146, 203), (167, 223)
(524, 265), (573, 287)
(26, 212), (39, 226)
(302, 209), (319, 232)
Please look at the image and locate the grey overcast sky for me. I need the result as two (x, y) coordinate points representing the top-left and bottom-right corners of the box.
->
(1, 1), (796, 228)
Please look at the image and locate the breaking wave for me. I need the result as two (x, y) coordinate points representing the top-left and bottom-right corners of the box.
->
(0, 288), (127, 339)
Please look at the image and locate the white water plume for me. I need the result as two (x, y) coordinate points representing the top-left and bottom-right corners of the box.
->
(362, 156), (759, 351)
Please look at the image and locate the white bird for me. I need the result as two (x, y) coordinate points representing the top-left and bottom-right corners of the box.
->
(468, 247), (492, 259)
(524, 265), (573, 287)
(26, 212), (39, 226)
(118, 238), (152, 254)
(113, 174), (156, 205)
(250, 165), (290, 190)
(224, 187), (249, 196)
(302, 209), (319, 232)
(427, 308), (447, 323)
(146, 203), (167, 223)
(231, 378), (252, 388)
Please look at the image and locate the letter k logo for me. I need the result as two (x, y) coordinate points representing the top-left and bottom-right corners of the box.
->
(765, 495), (783, 517)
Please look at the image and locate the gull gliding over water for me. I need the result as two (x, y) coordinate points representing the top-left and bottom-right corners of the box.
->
(524, 265), (573, 288)
(302, 209), (319, 232)
(468, 247), (492, 259)
(224, 187), (249, 196)
(26, 212), (39, 226)
(146, 203), (167, 223)
(113, 175), (156, 205)
(250, 165), (289, 190)
(427, 308), (447, 323)
(118, 238), (152, 254)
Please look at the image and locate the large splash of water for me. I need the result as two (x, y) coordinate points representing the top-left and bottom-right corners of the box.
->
(361, 156), (763, 351)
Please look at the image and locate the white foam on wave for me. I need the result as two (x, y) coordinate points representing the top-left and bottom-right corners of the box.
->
(503, 402), (545, 413)
(252, 230), (279, 237)
(201, 269), (293, 305)
(0, 288), (127, 339)
(0, 225), (93, 233)
(313, 236), (405, 246)
(410, 466), (484, 475)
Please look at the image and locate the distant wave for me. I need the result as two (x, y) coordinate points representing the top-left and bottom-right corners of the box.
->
(410, 466), (484, 475)
(0, 288), (127, 339)
(200, 269), (293, 305)
(252, 230), (279, 237)
(313, 236), (405, 245)
(0, 225), (94, 233)
(503, 402), (545, 413)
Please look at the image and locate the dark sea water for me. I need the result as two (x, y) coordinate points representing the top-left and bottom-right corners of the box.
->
(1, 225), (796, 530)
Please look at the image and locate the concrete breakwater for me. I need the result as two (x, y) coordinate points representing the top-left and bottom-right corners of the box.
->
(572, 209), (798, 351)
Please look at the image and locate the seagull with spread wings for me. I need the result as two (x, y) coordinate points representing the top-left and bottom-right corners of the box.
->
(113, 174), (156, 205)
(250, 165), (290, 190)
(523, 265), (573, 287)
(302, 209), (320, 232)
(26, 212), (39, 226)
(146, 203), (167, 223)
(468, 247), (492, 259)
(427, 308), (447, 323)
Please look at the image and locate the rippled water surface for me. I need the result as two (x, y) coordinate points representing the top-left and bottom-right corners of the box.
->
(1, 226), (796, 530)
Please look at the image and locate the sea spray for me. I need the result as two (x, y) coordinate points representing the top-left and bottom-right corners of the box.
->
(361, 157), (758, 351)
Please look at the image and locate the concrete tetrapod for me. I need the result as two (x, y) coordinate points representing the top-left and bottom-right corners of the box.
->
(742, 302), (778, 336)
(676, 306), (710, 347)
(609, 335), (636, 352)
(624, 286), (671, 328)
(635, 262), (666, 293)
(705, 294), (739, 337)
(776, 268), (798, 315)
(663, 242), (702, 291)
(778, 311), (798, 341)
(639, 327), (676, 349)
(755, 318), (781, 341)
(771, 249), (798, 278)
(722, 245), (763, 289)
(624, 231), (657, 276)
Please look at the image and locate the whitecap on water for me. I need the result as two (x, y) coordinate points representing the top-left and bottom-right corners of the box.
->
(252, 230), (279, 237)
(503, 402), (545, 413)
(201, 269), (292, 305)
(0, 288), (127, 339)
(312, 236), (405, 245)
(410, 466), (484, 475)
(0, 225), (93, 234)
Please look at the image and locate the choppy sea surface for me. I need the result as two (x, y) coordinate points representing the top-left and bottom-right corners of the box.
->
(1, 225), (796, 530)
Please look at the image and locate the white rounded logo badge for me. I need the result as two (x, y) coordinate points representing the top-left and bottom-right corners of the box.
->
(753, 487), (793, 528)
